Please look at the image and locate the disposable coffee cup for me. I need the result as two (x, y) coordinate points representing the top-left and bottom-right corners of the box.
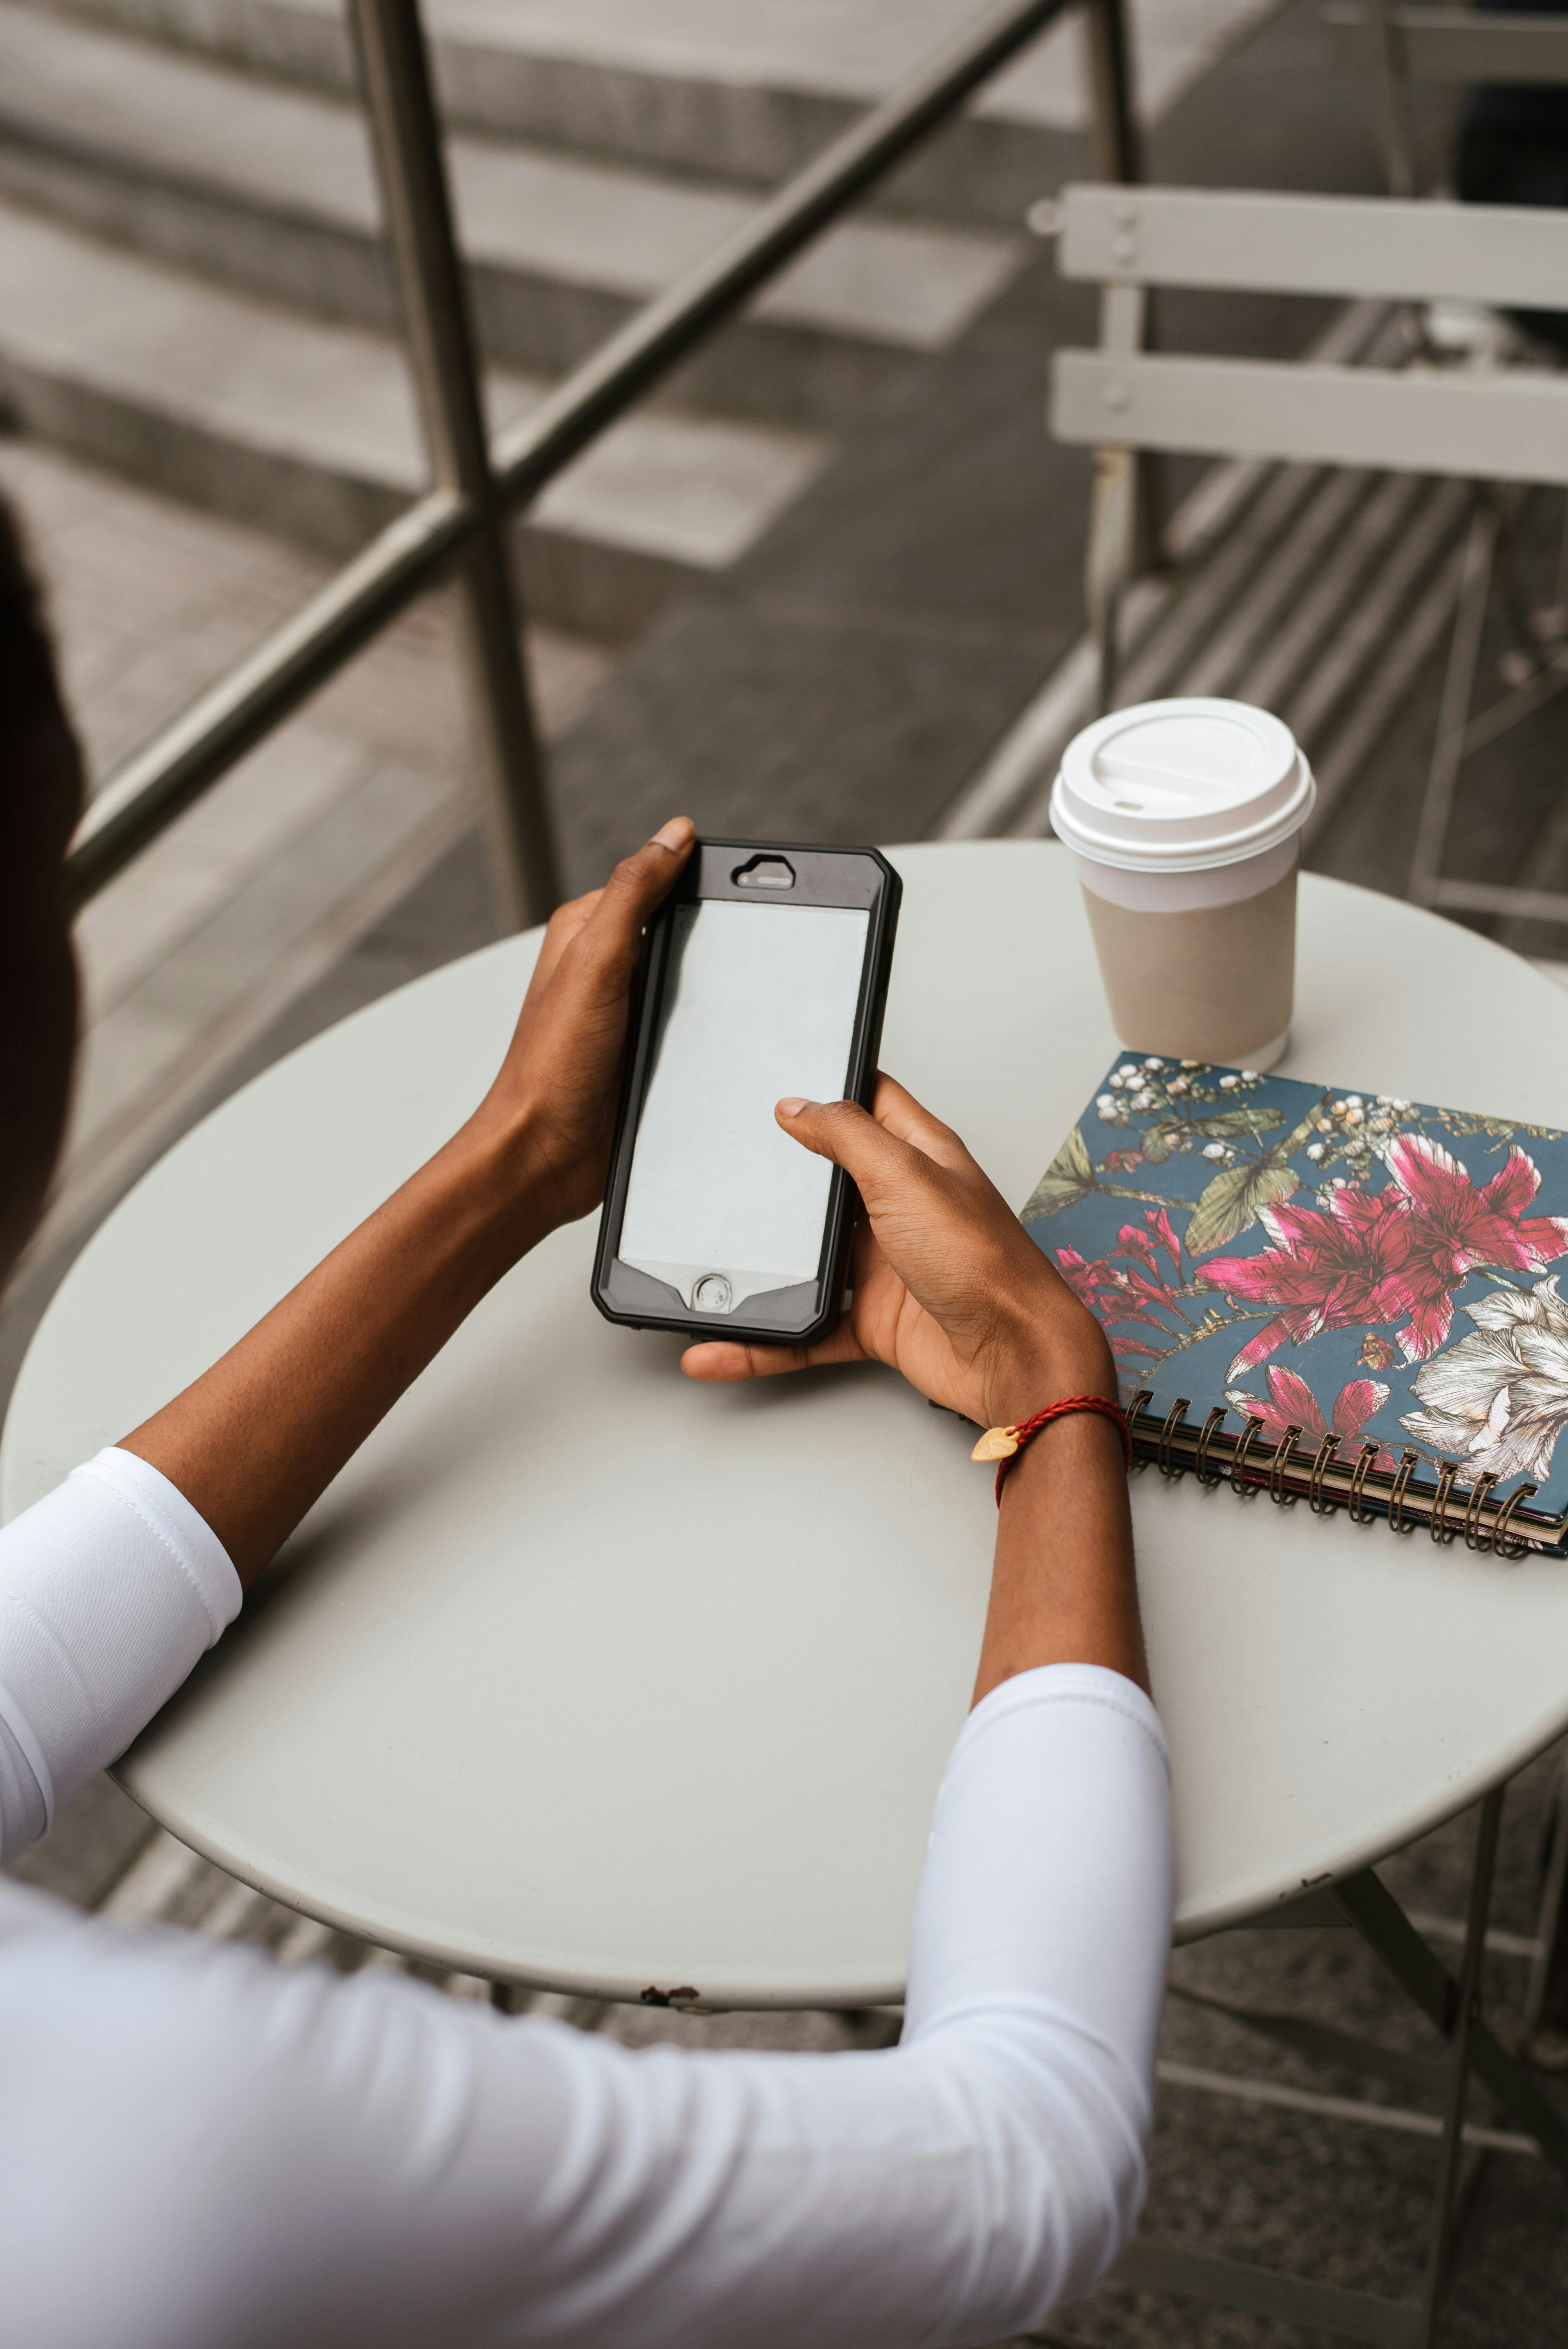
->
(1049, 698), (1316, 1071)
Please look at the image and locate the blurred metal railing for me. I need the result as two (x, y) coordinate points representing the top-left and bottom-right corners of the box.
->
(62, 0), (1132, 928)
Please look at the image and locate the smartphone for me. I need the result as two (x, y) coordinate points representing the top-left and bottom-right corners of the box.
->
(592, 839), (902, 1346)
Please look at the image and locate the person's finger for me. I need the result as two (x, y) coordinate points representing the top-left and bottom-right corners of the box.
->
(865, 1071), (976, 1176)
(681, 1318), (868, 1382)
(845, 1205), (884, 1289)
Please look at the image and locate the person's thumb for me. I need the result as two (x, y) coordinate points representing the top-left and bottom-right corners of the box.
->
(775, 1096), (920, 1205)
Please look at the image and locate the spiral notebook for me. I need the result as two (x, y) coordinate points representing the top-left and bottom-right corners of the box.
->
(1022, 1056), (1568, 1556)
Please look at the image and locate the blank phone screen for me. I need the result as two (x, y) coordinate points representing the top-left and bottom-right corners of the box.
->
(618, 898), (869, 1313)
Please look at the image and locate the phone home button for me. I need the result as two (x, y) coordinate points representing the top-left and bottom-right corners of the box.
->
(693, 1274), (734, 1315)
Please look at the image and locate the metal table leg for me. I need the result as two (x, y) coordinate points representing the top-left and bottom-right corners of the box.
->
(1335, 1824), (1568, 2183)
(1523, 1759), (1568, 2051)
(1108, 1788), (1568, 2345)
(1415, 1789), (1501, 2345)
(1407, 495), (1499, 908)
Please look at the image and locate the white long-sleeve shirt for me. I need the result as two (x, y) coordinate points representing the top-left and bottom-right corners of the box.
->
(0, 1448), (1172, 2349)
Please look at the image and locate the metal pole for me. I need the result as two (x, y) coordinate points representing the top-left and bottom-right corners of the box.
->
(1523, 1761), (1568, 2044)
(1408, 496), (1497, 906)
(64, 489), (469, 911)
(348, 0), (559, 930)
(65, 0), (1073, 909)
(1334, 1863), (1568, 2177)
(1080, 0), (1157, 703)
(1362, 0), (1418, 199)
(488, 0), (1073, 506)
(1419, 1789), (1502, 2343)
(1083, 0), (1142, 182)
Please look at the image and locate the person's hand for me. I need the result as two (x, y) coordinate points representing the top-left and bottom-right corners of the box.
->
(467, 816), (695, 1235)
(681, 1074), (1113, 1432)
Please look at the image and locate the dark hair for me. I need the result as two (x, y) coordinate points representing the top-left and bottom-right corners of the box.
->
(0, 489), (67, 745)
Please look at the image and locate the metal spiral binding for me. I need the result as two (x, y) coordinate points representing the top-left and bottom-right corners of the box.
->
(1462, 1472), (1499, 1553)
(1229, 1414), (1265, 1497)
(1347, 1441), (1381, 1524)
(1429, 1458), (1461, 1544)
(1267, 1424), (1303, 1505)
(1308, 1432), (1342, 1515)
(1492, 1480), (1539, 1559)
(1157, 1397), (1191, 1478)
(1387, 1449), (1421, 1534)
(1126, 1389), (1153, 1471)
(1193, 1406), (1228, 1487)
(1123, 1394), (1545, 1555)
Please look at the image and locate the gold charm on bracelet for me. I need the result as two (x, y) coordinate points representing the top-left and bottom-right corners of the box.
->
(971, 1425), (1021, 1462)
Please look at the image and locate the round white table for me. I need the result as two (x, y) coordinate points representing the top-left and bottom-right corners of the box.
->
(8, 843), (1568, 2007)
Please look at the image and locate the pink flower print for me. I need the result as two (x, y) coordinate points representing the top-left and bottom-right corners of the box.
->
(1053, 1246), (1174, 1332)
(1114, 1219), (1172, 1283)
(1053, 1211), (1194, 1365)
(1146, 1206), (1184, 1273)
(1201, 1144), (1568, 1379)
(1110, 1334), (1162, 1361)
(1105, 1148), (1145, 1174)
(1051, 1244), (1185, 1363)
(1053, 1245), (1102, 1315)
(1113, 1209), (1185, 1281)
(1198, 1186), (1419, 1379)
(1225, 1366), (1395, 1469)
(1380, 1137), (1568, 1362)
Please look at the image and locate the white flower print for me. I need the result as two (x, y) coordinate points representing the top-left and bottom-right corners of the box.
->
(1400, 1274), (1568, 1485)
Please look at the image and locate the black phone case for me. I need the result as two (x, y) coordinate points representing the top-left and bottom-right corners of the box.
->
(591, 839), (902, 1345)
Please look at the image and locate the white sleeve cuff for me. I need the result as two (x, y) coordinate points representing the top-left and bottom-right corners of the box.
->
(0, 1447), (240, 1856)
(953, 1659), (1170, 1779)
(73, 1448), (240, 1647)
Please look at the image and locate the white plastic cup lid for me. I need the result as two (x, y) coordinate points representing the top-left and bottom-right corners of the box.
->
(1049, 697), (1316, 872)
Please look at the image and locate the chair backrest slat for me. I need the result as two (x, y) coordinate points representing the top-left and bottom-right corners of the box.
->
(1058, 184), (1568, 310)
(1332, 3), (1568, 87)
(1053, 351), (1568, 487)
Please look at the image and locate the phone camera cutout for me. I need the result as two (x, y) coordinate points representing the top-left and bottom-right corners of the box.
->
(694, 1274), (734, 1314)
(732, 854), (795, 890)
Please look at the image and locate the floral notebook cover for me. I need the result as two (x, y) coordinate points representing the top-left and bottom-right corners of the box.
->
(1021, 1056), (1568, 1553)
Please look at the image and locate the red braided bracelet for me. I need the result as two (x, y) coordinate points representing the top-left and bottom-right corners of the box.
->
(970, 1395), (1133, 1505)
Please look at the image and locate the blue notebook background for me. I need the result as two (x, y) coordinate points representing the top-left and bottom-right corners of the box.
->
(1021, 1055), (1568, 1545)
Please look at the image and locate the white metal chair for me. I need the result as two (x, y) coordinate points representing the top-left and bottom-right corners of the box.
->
(1049, 181), (1568, 2345)
(1328, 1), (1568, 197)
(1049, 180), (1568, 919)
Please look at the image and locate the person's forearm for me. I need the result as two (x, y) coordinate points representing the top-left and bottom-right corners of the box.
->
(112, 824), (696, 1593)
(971, 1367), (1147, 1705)
(119, 1109), (545, 1588)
